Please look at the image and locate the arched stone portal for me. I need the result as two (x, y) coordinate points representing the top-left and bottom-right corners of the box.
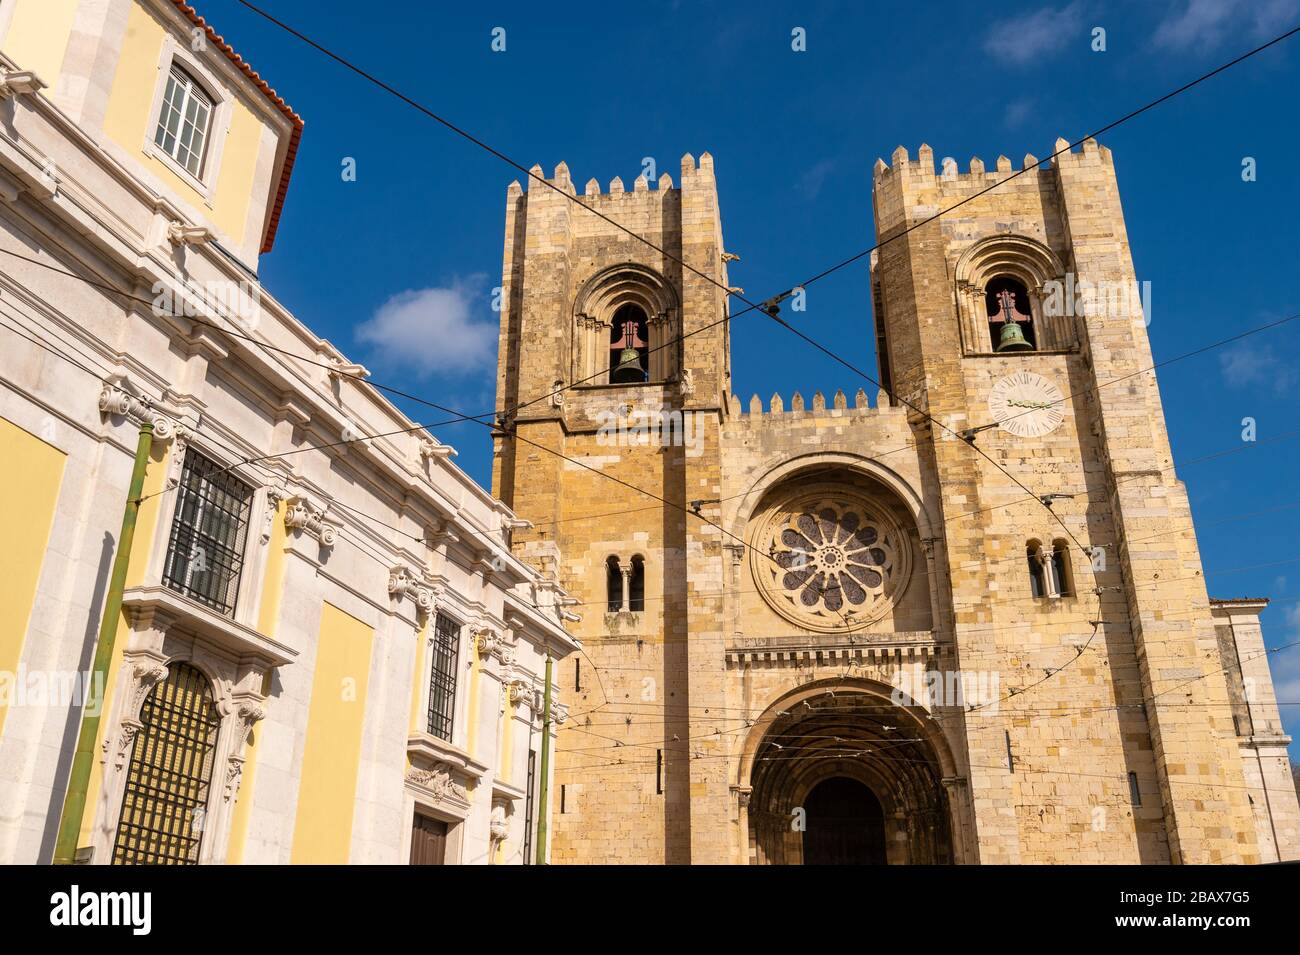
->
(803, 777), (887, 865)
(741, 686), (956, 865)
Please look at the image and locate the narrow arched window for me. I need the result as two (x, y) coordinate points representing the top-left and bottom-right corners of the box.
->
(1049, 540), (1073, 597)
(986, 277), (1036, 352)
(629, 555), (645, 612)
(609, 303), (649, 383)
(113, 663), (220, 864)
(1026, 540), (1047, 598)
(606, 556), (623, 612)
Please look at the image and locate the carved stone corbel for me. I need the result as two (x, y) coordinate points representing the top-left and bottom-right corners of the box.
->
(261, 486), (288, 543)
(284, 493), (338, 548)
(419, 439), (456, 462)
(489, 794), (513, 849)
(98, 382), (186, 444)
(389, 565), (438, 617)
(0, 70), (45, 99)
(102, 659), (168, 769)
(224, 699), (266, 802)
(166, 221), (213, 247)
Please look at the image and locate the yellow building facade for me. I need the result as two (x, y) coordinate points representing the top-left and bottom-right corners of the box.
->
(0, 0), (576, 865)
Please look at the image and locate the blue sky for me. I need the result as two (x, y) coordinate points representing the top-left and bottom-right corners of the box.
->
(204, 1), (1300, 753)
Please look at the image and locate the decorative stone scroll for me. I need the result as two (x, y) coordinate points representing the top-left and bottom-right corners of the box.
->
(101, 659), (168, 770)
(98, 382), (185, 443)
(284, 493), (338, 548)
(389, 565), (438, 616)
(223, 699), (266, 803)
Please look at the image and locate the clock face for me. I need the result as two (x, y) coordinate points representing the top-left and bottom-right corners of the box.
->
(988, 371), (1065, 438)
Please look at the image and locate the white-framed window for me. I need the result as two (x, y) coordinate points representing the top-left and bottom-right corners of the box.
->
(153, 66), (214, 178)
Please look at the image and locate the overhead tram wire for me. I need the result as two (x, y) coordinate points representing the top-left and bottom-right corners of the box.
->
(8, 263), (1300, 642)
(5, 18), (1296, 654)
(9, 272), (1300, 651)
(225, 1), (1300, 528)
(11, 308), (1295, 760)
(7, 238), (1297, 527)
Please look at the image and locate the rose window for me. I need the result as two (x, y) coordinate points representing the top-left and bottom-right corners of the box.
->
(750, 487), (912, 631)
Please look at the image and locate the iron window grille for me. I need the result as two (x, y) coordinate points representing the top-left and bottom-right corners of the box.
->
(112, 663), (221, 865)
(426, 612), (460, 742)
(161, 448), (254, 618)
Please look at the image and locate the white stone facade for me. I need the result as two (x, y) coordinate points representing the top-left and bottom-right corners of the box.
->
(0, 0), (577, 865)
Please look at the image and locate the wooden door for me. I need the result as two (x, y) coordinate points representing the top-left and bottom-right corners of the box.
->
(410, 812), (448, 865)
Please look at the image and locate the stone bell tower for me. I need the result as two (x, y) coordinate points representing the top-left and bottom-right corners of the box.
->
(870, 141), (1263, 863)
(491, 154), (735, 863)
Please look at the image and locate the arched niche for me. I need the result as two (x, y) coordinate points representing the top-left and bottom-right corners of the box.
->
(572, 263), (680, 384)
(953, 234), (1076, 353)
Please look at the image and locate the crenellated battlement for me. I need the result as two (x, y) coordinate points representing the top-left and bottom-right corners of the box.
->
(506, 152), (718, 204)
(872, 137), (1114, 191)
(730, 387), (905, 420)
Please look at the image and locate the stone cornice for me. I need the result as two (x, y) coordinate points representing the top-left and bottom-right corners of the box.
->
(121, 585), (297, 668)
(0, 75), (571, 607)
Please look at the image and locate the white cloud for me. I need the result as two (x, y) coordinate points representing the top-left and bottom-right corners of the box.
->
(798, 159), (836, 200)
(1154, 0), (1300, 53)
(1004, 96), (1036, 128)
(355, 277), (497, 379)
(982, 3), (1085, 67)
(1218, 341), (1299, 395)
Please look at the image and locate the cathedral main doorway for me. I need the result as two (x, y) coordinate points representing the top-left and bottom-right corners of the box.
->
(802, 777), (887, 864)
(741, 682), (956, 865)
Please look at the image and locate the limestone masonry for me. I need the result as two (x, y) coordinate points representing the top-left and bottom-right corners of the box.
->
(491, 144), (1300, 864)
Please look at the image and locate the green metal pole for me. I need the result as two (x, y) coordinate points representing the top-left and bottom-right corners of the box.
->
(534, 653), (553, 865)
(53, 421), (153, 864)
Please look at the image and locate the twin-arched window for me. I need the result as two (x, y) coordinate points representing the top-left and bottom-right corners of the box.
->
(606, 555), (645, 612)
(1026, 539), (1073, 599)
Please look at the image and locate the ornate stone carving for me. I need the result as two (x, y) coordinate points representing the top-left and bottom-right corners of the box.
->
(223, 700), (266, 802)
(166, 221), (213, 246)
(405, 761), (468, 805)
(127, 661), (169, 718)
(489, 795), (513, 848)
(261, 486), (288, 543)
(103, 717), (143, 771)
(285, 494), (338, 548)
(750, 483), (913, 633)
(680, 367), (695, 397)
(389, 565), (438, 616)
(98, 383), (185, 443)
(419, 438), (456, 462)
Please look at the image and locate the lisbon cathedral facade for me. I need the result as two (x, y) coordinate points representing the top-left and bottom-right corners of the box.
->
(491, 143), (1300, 864)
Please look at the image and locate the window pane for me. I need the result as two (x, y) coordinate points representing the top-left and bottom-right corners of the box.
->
(162, 449), (254, 617)
(426, 613), (460, 741)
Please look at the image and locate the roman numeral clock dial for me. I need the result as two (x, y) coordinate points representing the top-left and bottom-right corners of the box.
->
(988, 370), (1065, 438)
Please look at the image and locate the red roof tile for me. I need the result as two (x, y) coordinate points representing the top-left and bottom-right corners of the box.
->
(170, 1), (303, 254)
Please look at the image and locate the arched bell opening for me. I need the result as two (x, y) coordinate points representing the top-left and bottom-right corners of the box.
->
(742, 686), (955, 865)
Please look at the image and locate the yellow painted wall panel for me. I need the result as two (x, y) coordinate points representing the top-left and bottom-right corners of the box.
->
(290, 603), (374, 864)
(227, 500), (289, 863)
(101, 3), (260, 246)
(0, 417), (66, 741)
(3, 0), (78, 86)
(78, 438), (168, 847)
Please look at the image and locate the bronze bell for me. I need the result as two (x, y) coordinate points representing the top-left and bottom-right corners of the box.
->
(997, 320), (1033, 352)
(611, 346), (646, 383)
